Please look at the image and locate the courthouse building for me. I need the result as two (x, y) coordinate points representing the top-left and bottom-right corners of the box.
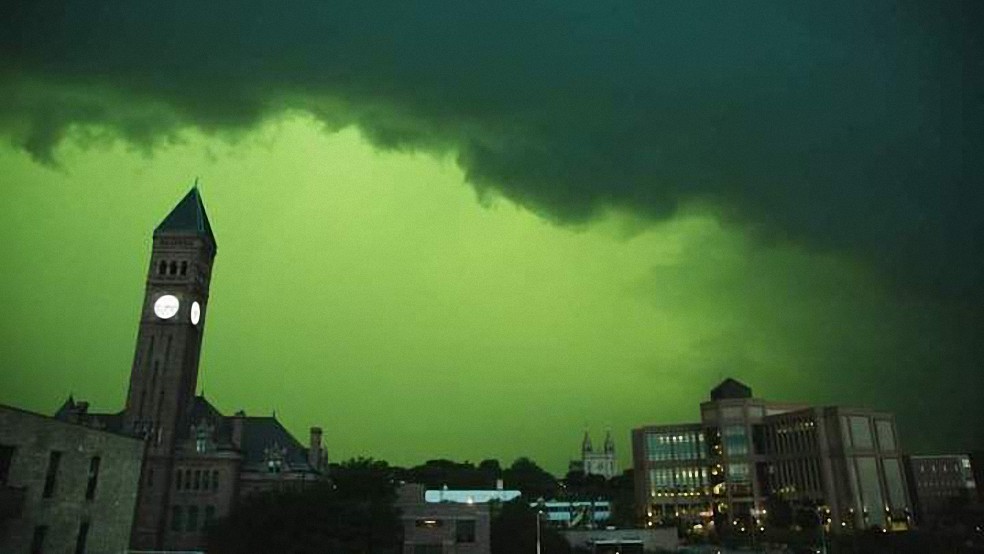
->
(50, 187), (326, 551)
(631, 378), (911, 531)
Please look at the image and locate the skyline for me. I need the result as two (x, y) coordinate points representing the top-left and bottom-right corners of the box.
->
(1, 1), (982, 474)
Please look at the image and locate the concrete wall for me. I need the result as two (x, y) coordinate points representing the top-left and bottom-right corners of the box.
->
(0, 405), (144, 554)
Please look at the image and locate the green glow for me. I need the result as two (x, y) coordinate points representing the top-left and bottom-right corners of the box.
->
(0, 115), (951, 472)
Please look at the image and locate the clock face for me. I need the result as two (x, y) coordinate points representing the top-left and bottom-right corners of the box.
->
(191, 301), (201, 326)
(153, 295), (180, 320)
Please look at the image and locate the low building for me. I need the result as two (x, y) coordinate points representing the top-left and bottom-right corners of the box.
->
(632, 378), (912, 533)
(0, 404), (144, 554)
(904, 454), (977, 524)
(397, 484), (491, 554)
(560, 528), (678, 553)
(533, 500), (612, 528)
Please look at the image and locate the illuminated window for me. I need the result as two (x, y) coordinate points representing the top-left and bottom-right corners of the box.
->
(416, 518), (444, 528)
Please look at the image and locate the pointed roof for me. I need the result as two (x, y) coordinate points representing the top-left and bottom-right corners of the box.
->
(155, 187), (216, 245)
(710, 378), (753, 401)
(581, 430), (593, 453)
(603, 429), (615, 454)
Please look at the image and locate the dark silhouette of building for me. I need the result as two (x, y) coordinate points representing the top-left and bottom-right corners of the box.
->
(53, 187), (326, 551)
(0, 404), (144, 554)
(903, 454), (978, 525)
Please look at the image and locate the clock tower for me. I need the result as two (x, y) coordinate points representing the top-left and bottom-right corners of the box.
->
(124, 186), (216, 547)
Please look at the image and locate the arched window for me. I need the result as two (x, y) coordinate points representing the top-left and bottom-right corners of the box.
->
(169, 261), (177, 275)
(180, 261), (188, 276)
(158, 260), (167, 275)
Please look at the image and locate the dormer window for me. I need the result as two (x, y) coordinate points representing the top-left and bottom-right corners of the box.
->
(193, 422), (213, 454)
(263, 443), (287, 474)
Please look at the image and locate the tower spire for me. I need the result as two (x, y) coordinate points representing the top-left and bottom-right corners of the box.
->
(581, 430), (593, 454)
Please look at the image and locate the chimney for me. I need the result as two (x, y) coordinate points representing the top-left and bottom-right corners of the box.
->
(308, 426), (323, 470)
(231, 410), (245, 449)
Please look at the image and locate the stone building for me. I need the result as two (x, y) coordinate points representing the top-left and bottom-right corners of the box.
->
(0, 404), (144, 554)
(52, 187), (326, 551)
(632, 378), (912, 532)
(570, 431), (618, 480)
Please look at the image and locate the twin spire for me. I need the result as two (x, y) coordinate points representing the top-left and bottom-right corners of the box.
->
(581, 429), (615, 454)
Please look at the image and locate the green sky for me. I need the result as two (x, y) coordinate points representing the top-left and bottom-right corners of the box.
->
(0, 114), (963, 473)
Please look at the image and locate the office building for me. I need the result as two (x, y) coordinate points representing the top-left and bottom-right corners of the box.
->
(904, 454), (977, 524)
(632, 378), (912, 531)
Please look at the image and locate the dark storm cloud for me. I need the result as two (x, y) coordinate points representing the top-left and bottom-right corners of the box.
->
(1, 1), (982, 299)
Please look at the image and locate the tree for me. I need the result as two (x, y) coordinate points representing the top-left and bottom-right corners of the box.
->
(206, 458), (401, 554)
(491, 499), (571, 554)
(503, 457), (559, 499)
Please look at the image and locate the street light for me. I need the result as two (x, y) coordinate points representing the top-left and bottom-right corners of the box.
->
(536, 497), (545, 554)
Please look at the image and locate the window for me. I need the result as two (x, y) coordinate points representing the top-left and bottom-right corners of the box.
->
(30, 525), (47, 554)
(185, 469), (192, 489)
(413, 546), (443, 554)
(0, 444), (13, 485)
(723, 425), (749, 456)
(42, 451), (61, 498)
(169, 261), (177, 275)
(193, 470), (201, 490)
(171, 506), (183, 532)
(205, 505), (215, 525)
(180, 261), (188, 276)
(187, 505), (199, 531)
(158, 260), (167, 275)
(456, 519), (476, 543)
(211, 470), (219, 490)
(74, 520), (90, 554)
(875, 420), (896, 451)
(849, 417), (874, 449)
(416, 518), (444, 528)
(85, 456), (101, 500)
(175, 469), (182, 490)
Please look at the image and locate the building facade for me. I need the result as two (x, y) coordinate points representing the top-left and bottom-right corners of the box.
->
(0, 404), (145, 554)
(51, 187), (326, 552)
(904, 454), (977, 525)
(570, 431), (618, 480)
(397, 484), (492, 554)
(632, 378), (912, 533)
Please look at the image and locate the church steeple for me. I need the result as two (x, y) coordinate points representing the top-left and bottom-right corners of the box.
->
(603, 429), (615, 454)
(581, 430), (593, 454)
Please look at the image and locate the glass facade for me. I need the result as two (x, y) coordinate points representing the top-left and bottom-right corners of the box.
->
(856, 457), (885, 526)
(722, 425), (749, 456)
(875, 420), (896, 451)
(648, 466), (706, 495)
(850, 417), (874, 449)
(645, 431), (705, 461)
(882, 457), (907, 510)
